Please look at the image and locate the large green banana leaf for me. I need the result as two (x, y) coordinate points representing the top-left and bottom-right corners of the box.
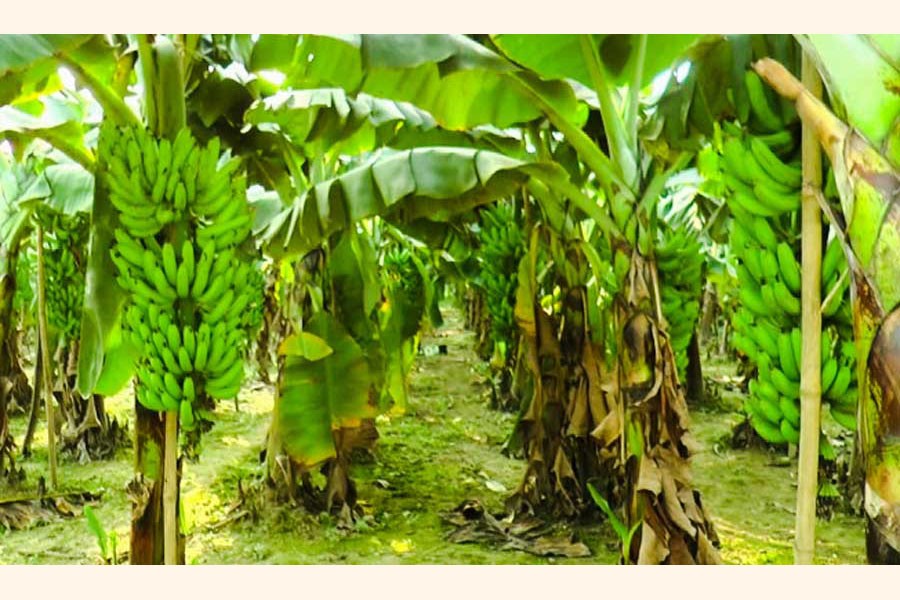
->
(0, 155), (93, 253)
(802, 35), (900, 167)
(491, 35), (702, 90)
(276, 312), (375, 467)
(41, 163), (94, 215)
(244, 88), (437, 150)
(259, 146), (533, 259)
(1, 155), (45, 254)
(246, 34), (584, 131)
(0, 35), (92, 105)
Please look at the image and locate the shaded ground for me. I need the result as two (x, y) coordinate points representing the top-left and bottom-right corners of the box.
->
(0, 307), (866, 564)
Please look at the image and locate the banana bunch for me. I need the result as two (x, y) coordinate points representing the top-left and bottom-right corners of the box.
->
(713, 96), (857, 445)
(477, 201), (525, 358)
(98, 124), (253, 245)
(383, 246), (426, 341)
(656, 219), (704, 381)
(99, 123), (261, 433)
(33, 208), (88, 340)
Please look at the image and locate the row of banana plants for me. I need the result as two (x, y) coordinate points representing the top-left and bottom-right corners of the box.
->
(1, 33), (897, 564)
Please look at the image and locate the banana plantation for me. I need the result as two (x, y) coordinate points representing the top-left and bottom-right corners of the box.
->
(0, 33), (898, 565)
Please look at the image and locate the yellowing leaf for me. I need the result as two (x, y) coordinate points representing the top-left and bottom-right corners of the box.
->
(278, 331), (333, 360)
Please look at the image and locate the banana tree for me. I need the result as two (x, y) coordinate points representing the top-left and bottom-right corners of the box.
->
(473, 34), (726, 563)
(1, 34), (271, 563)
(754, 34), (900, 563)
(0, 151), (39, 483)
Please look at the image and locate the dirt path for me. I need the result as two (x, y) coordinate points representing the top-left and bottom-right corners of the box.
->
(0, 305), (867, 564)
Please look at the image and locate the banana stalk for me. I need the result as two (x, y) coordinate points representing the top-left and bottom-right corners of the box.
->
(755, 57), (900, 564)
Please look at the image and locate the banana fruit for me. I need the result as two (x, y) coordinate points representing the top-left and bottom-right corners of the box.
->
(99, 122), (264, 433)
(708, 95), (859, 450)
(476, 201), (525, 362)
(656, 206), (704, 383)
(34, 207), (89, 341)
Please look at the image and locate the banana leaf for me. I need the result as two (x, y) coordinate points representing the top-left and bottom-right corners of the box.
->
(259, 146), (533, 259)
(276, 312), (375, 468)
(249, 34), (584, 131)
(244, 88), (437, 155)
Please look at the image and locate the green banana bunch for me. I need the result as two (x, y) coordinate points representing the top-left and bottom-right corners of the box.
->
(476, 201), (525, 360)
(99, 122), (264, 435)
(383, 246), (426, 342)
(33, 207), (89, 340)
(656, 211), (704, 382)
(712, 102), (859, 448)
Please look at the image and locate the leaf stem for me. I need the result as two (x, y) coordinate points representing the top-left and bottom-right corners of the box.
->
(59, 55), (140, 129)
(579, 34), (637, 188)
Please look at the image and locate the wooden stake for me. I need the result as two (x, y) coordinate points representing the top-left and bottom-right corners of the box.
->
(794, 51), (824, 565)
(163, 410), (178, 565)
(35, 226), (58, 490)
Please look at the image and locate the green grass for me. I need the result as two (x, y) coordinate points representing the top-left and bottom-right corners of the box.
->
(0, 308), (866, 564)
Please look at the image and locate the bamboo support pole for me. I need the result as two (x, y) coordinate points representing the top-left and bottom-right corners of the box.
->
(163, 411), (178, 565)
(35, 226), (58, 490)
(794, 52), (824, 565)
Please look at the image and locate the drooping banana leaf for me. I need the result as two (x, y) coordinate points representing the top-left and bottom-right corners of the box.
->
(75, 168), (131, 396)
(0, 95), (93, 170)
(0, 154), (45, 255)
(0, 35), (93, 105)
(276, 312), (375, 468)
(493, 35), (703, 91)
(244, 88), (437, 155)
(329, 228), (380, 342)
(259, 146), (533, 259)
(42, 163), (94, 215)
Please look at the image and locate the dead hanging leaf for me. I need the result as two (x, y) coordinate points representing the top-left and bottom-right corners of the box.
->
(660, 469), (696, 537)
(590, 410), (622, 448)
(637, 520), (669, 565)
(636, 457), (662, 495)
(667, 532), (696, 565)
(566, 379), (591, 436)
(677, 488), (704, 526)
(697, 532), (723, 565)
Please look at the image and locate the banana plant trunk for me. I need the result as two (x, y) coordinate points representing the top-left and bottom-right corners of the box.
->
(756, 58), (900, 563)
(1, 243), (27, 481)
(0, 244), (31, 412)
(508, 225), (720, 563)
(615, 249), (721, 564)
(130, 401), (184, 564)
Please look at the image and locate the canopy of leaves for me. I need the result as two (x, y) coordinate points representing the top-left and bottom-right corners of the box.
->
(242, 34), (585, 131)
